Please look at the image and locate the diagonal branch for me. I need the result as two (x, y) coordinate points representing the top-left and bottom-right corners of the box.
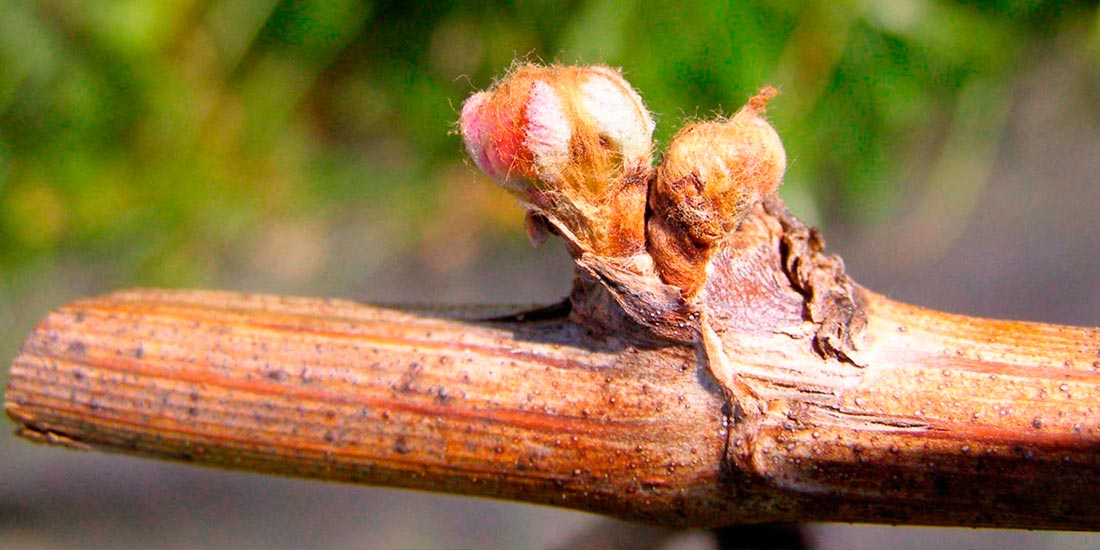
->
(7, 200), (1100, 530)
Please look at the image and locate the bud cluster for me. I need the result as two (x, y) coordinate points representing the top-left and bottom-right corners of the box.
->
(460, 65), (786, 302)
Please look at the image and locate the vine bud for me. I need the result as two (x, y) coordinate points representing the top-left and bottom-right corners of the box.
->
(460, 64), (655, 257)
(647, 87), (786, 298)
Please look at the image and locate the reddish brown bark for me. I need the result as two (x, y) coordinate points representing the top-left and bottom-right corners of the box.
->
(6, 199), (1100, 529)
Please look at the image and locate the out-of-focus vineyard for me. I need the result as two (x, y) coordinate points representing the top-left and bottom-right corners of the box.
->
(3, 1), (1094, 290)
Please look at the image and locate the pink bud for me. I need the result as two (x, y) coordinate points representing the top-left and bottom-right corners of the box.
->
(459, 64), (657, 257)
(459, 65), (654, 192)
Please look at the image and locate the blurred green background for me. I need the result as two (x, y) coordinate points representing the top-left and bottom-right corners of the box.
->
(2, 0), (1099, 548)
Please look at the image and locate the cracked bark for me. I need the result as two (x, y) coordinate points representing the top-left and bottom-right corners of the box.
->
(6, 197), (1100, 530)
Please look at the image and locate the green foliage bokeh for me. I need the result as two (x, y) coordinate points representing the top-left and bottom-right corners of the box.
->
(0, 0), (1095, 297)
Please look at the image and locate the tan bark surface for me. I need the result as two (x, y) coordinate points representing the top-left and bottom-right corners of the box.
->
(6, 199), (1100, 529)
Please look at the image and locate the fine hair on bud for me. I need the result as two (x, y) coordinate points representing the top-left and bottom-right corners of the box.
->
(460, 64), (656, 257)
(647, 87), (787, 298)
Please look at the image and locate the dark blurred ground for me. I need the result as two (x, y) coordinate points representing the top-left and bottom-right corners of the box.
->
(1, 2), (1099, 548)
